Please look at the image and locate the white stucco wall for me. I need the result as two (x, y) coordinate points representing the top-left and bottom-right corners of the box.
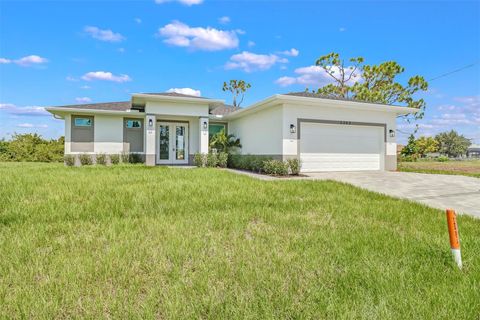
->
(94, 115), (124, 153)
(64, 114), (71, 153)
(145, 101), (209, 117)
(228, 104), (283, 155)
(282, 103), (397, 157)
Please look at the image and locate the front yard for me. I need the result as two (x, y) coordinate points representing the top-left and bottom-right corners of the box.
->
(398, 160), (480, 178)
(0, 163), (479, 319)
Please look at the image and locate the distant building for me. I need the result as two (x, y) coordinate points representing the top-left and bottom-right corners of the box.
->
(467, 144), (480, 158)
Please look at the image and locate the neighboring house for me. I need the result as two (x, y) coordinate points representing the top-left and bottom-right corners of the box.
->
(46, 91), (416, 172)
(467, 144), (480, 158)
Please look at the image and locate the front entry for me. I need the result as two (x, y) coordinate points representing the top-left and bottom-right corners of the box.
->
(157, 122), (189, 164)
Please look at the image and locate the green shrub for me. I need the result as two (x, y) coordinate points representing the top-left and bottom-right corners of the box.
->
(121, 152), (130, 163)
(401, 155), (417, 162)
(110, 154), (120, 165)
(79, 153), (93, 166)
(287, 158), (301, 175)
(217, 152), (228, 168)
(129, 153), (143, 164)
(263, 160), (289, 176)
(437, 155), (449, 162)
(206, 153), (218, 167)
(228, 154), (272, 172)
(193, 153), (206, 167)
(64, 154), (75, 166)
(96, 153), (107, 165)
(0, 134), (64, 162)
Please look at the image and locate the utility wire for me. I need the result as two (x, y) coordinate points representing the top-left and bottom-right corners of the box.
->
(428, 62), (478, 82)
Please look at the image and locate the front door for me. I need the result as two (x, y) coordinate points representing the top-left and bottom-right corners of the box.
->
(157, 122), (189, 164)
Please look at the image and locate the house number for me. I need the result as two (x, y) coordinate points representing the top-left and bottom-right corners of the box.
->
(340, 121), (352, 125)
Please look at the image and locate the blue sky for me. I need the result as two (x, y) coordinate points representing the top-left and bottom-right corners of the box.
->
(0, 0), (479, 144)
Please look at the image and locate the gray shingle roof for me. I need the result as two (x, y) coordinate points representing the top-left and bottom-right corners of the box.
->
(141, 92), (209, 99)
(283, 91), (392, 106)
(209, 104), (240, 116)
(51, 101), (132, 111)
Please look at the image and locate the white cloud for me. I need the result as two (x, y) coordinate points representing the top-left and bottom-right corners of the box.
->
(225, 51), (288, 72)
(84, 26), (125, 42)
(66, 76), (78, 81)
(218, 16), (230, 24)
(0, 103), (49, 116)
(247, 41), (255, 47)
(155, 0), (203, 5)
(81, 71), (132, 83)
(0, 58), (11, 64)
(278, 48), (299, 57)
(75, 97), (92, 103)
(275, 65), (361, 87)
(166, 87), (201, 96)
(157, 20), (239, 51)
(17, 123), (48, 128)
(1, 55), (49, 67)
(134, 18), (142, 24)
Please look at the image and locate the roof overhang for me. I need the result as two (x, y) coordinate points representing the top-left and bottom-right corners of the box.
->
(224, 94), (419, 120)
(45, 107), (143, 118)
(131, 93), (224, 108)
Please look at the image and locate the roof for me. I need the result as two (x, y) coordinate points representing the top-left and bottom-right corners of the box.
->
(209, 104), (240, 116)
(139, 92), (209, 99)
(284, 91), (395, 107)
(47, 101), (131, 112)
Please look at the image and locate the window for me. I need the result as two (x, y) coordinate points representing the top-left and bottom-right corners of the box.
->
(74, 118), (92, 127)
(209, 123), (226, 139)
(126, 119), (142, 128)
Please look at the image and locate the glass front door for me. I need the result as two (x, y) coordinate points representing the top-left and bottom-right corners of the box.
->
(157, 122), (189, 164)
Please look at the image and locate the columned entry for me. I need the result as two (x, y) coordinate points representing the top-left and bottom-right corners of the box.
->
(157, 122), (189, 164)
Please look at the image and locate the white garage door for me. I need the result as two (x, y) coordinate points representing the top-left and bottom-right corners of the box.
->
(300, 122), (384, 172)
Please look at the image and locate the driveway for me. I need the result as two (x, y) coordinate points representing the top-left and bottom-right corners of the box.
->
(305, 171), (480, 218)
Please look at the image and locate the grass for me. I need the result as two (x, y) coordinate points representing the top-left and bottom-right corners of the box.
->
(398, 160), (480, 178)
(1, 162), (479, 319)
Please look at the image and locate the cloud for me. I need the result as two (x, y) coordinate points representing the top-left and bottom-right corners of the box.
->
(118, 48), (125, 53)
(247, 41), (255, 47)
(225, 51), (288, 72)
(218, 16), (230, 24)
(166, 87), (201, 96)
(17, 123), (48, 128)
(66, 76), (78, 81)
(75, 97), (92, 103)
(157, 20), (239, 51)
(0, 103), (49, 117)
(81, 71), (132, 83)
(155, 0), (203, 5)
(84, 26), (125, 42)
(278, 48), (299, 57)
(1, 55), (48, 67)
(134, 18), (142, 24)
(275, 65), (361, 87)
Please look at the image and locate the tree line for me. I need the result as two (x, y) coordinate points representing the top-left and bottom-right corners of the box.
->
(0, 133), (64, 162)
(401, 130), (471, 160)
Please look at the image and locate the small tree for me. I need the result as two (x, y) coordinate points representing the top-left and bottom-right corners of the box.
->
(401, 134), (419, 161)
(435, 130), (471, 158)
(209, 129), (241, 153)
(222, 80), (251, 107)
(415, 136), (439, 157)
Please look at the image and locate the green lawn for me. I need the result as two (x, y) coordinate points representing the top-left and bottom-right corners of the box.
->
(1, 163), (479, 319)
(398, 160), (480, 178)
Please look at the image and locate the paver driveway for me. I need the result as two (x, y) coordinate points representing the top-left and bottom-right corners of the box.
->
(305, 171), (480, 218)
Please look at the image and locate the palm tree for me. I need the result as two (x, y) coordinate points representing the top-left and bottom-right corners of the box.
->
(209, 129), (241, 153)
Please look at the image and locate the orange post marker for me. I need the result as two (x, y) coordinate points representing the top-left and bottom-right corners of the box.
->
(446, 209), (462, 269)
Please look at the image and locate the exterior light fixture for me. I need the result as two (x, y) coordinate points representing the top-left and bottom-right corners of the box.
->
(203, 121), (208, 130)
(290, 124), (296, 134)
(389, 129), (395, 138)
(148, 118), (153, 127)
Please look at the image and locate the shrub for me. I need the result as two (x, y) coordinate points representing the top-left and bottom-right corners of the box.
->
(129, 153), (143, 164)
(193, 153), (206, 167)
(121, 152), (130, 163)
(217, 152), (228, 168)
(79, 153), (93, 166)
(206, 153), (218, 167)
(64, 154), (75, 166)
(263, 160), (289, 176)
(228, 154), (272, 172)
(96, 153), (107, 165)
(287, 158), (301, 175)
(437, 155), (449, 162)
(110, 154), (120, 165)
(401, 155), (417, 162)
(0, 134), (64, 162)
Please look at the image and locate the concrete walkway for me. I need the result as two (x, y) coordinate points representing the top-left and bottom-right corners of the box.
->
(305, 171), (480, 218)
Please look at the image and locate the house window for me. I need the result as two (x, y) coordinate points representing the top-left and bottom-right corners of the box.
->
(74, 118), (92, 127)
(209, 123), (226, 139)
(126, 119), (142, 128)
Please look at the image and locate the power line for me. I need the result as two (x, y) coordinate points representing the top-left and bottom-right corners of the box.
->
(428, 62), (478, 82)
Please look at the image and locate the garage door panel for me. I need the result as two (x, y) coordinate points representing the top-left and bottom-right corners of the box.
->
(300, 122), (383, 172)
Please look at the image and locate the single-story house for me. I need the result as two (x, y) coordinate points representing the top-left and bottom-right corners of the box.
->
(46, 91), (417, 172)
(467, 144), (480, 158)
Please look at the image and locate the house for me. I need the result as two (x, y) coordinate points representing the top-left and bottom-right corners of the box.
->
(467, 144), (480, 158)
(46, 91), (417, 172)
